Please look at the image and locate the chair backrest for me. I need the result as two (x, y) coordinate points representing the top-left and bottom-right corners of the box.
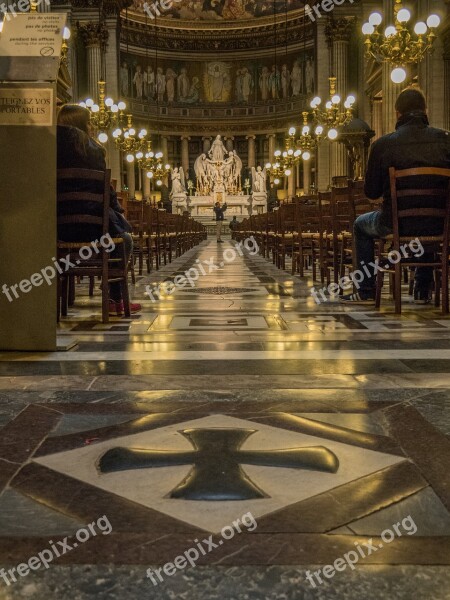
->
(57, 168), (111, 238)
(389, 167), (450, 244)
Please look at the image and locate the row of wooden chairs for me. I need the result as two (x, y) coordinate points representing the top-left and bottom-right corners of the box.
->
(233, 169), (450, 313)
(57, 169), (206, 323)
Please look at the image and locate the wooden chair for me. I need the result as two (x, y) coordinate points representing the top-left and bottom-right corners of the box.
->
(57, 168), (130, 324)
(375, 167), (450, 314)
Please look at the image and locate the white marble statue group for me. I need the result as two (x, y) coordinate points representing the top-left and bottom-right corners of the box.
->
(194, 135), (243, 196)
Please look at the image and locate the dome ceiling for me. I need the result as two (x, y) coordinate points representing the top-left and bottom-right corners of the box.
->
(131, 0), (306, 22)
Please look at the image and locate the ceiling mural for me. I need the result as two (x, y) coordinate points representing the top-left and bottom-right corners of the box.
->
(120, 49), (315, 104)
(131, 0), (306, 21)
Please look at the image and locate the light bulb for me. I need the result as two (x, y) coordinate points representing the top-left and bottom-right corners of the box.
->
(105, 97), (113, 107)
(302, 126), (310, 135)
(289, 127), (296, 136)
(287, 149), (294, 156)
(129, 128), (136, 136)
(302, 151), (311, 161)
(331, 94), (341, 104)
(126, 154), (134, 163)
(98, 132), (108, 144)
(85, 99), (94, 107)
(391, 67), (407, 83)
(274, 162), (280, 168)
(124, 132), (130, 139)
(362, 22), (375, 35)
(282, 151), (288, 158)
(91, 104), (99, 113)
(111, 105), (119, 113)
(265, 162), (272, 169)
(427, 14), (440, 28)
(63, 27), (71, 40)
(397, 8), (411, 23)
(326, 101), (333, 110)
(414, 21), (427, 35)
(274, 178), (280, 185)
(147, 171), (154, 178)
(149, 152), (154, 158)
(285, 169), (292, 176)
(315, 126), (323, 136)
(385, 25), (396, 37)
(368, 12), (382, 27)
(274, 150), (281, 157)
(112, 128), (122, 138)
(294, 149), (302, 157)
(79, 102), (87, 108)
(328, 128), (338, 140)
(136, 152), (144, 159)
(347, 95), (356, 105)
(311, 96), (321, 107)
(165, 164), (171, 170)
(139, 130), (147, 139)
(156, 152), (163, 159)
(118, 101), (126, 111)
(156, 180), (163, 186)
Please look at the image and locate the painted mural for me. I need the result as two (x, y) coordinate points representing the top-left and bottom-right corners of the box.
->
(119, 50), (315, 104)
(131, 0), (306, 21)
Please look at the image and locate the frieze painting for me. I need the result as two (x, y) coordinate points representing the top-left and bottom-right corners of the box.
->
(131, 0), (307, 21)
(120, 50), (315, 105)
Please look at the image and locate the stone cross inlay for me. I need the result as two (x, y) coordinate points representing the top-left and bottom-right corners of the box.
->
(99, 428), (339, 501)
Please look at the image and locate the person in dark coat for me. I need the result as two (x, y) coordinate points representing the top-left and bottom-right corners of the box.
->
(57, 104), (141, 315)
(213, 201), (227, 242)
(341, 88), (450, 305)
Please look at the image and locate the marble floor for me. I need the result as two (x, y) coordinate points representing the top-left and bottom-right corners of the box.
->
(1, 238), (450, 599)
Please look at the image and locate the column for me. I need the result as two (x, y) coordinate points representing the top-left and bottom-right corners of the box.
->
(127, 161), (136, 199)
(316, 20), (331, 190)
(77, 22), (108, 99)
(142, 169), (150, 201)
(381, 0), (399, 134)
(247, 134), (256, 168)
(326, 17), (353, 180)
(267, 133), (276, 162)
(181, 135), (190, 176)
(303, 159), (311, 195)
(443, 17), (450, 131)
(202, 137), (212, 154)
(372, 96), (383, 141)
(287, 169), (296, 200)
(224, 136), (234, 152)
(161, 135), (169, 185)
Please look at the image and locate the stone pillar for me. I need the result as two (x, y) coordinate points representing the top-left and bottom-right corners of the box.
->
(127, 161), (136, 199)
(326, 17), (353, 180)
(267, 133), (276, 162)
(224, 136), (234, 152)
(202, 136), (212, 154)
(77, 22), (108, 99)
(142, 169), (150, 201)
(247, 134), (256, 168)
(372, 96), (383, 141)
(181, 135), (190, 176)
(161, 135), (169, 185)
(316, 20), (331, 190)
(303, 159), (311, 195)
(287, 169), (296, 200)
(381, 0), (399, 134)
(443, 17), (450, 130)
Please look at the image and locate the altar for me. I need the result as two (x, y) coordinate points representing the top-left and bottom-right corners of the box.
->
(188, 194), (251, 218)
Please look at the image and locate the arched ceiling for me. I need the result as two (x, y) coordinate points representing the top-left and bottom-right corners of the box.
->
(130, 0), (306, 23)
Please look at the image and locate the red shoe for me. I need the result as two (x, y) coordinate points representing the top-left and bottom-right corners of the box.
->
(109, 300), (142, 316)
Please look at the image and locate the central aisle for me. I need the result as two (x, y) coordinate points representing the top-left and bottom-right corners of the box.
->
(0, 238), (449, 599)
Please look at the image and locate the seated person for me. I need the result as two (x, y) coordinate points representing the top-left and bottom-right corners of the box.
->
(342, 88), (450, 305)
(57, 104), (141, 316)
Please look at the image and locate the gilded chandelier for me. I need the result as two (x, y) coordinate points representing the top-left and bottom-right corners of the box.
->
(362, 0), (441, 83)
(80, 81), (127, 144)
(310, 77), (355, 138)
(135, 140), (171, 182)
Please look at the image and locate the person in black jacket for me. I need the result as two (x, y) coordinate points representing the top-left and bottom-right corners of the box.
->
(341, 88), (450, 305)
(57, 104), (141, 316)
(213, 201), (227, 242)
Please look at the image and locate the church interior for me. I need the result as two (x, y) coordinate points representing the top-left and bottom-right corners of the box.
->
(0, 0), (450, 598)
